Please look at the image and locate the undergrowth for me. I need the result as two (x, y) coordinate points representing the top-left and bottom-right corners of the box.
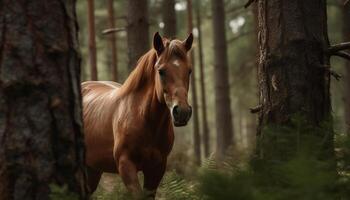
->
(80, 117), (350, 199)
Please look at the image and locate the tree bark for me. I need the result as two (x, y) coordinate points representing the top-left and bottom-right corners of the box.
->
(107, 0), (118, 82)
(343, 2), (350, 134)
(87, 0), (98, 80)
(187, 0), (201, 165)
(256, 0), (332, 158)
(211, 0), (234, 160)
(162, 0), (177, 38)
(126, 0), (150, 71)
(0, 0), (88, 199)
(195, 0), (210, 157)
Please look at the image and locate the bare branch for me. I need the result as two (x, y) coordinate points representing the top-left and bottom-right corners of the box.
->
(102, 28), (126, 35)
(244, 0), (256, 8)
(330, 69), (342, 81)
(250, 105), (262, 114)
(328, 42), (350, 53)
(318, 65), (342, 81)
(333, 51), (350, 61)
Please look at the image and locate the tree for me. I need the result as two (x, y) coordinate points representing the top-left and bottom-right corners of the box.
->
(253, 0), (335, 159)
(187, 0), (201, 165)
(162, 0), (177, 38)
(195, 0), (210, 157)
(0, 0), (88, 199)
(211, 0), (234, 160)
(343, 2), (350, 134)
(87, 0), (98, 80)
(126, 0), (150, 71)
(107, 0), (118, 82)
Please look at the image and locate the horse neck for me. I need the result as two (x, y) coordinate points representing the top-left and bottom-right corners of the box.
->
(138, 74), (171, 126)
(118, 50), (171, 125)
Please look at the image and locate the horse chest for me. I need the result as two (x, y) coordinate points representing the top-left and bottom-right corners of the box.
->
(129, 134), (174, 170)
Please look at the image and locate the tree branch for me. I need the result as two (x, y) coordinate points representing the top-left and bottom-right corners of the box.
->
(102, 28), (126, 35)
(328, 42), (350, 53)
(330, 69), (342, 81)
(250, 105), (262, 114)
(333, 51), (350, 61)
(244, 0), (256, 8)
(318, 65), (342, 81)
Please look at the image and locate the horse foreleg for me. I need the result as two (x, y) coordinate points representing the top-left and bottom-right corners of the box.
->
(118, 154), (142, 198)
(143, 162), (166, 199)
(87, 167), (102, 194)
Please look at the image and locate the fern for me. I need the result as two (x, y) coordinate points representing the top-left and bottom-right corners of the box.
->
(49, 184), (79, 200)
(158, 171), (200, 200)
(201, 153), (217, 171)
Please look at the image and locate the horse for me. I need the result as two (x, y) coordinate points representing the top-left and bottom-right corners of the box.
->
(82, 32), (193, 199)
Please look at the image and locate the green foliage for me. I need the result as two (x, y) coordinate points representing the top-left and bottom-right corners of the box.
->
(49, 184), (79, 200)
(335, 134), (350, 198)
(198, 116), (350, 200)
(87, 121), (350, 200)
(199, 153), (341, 200)
(91, 172), (198, 200)
(91, 176), (131, 200)
(158, 171), (200, 200)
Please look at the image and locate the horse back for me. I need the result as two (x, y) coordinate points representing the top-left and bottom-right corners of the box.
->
(82, 81), (121, 172)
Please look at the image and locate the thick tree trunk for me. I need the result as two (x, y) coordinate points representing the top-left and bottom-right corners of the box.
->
(187, 0), (201, 165)
(127, 0), (150, 71)
(0, 1), (88, 199)
(87, 0), (98, 80)
(162, 0), (177, 38)
(256, 0), (332, 157)
(211, 0), (234, 160)
(196, 0), (210, 157)
(107, 0), (118, 82)
(343, 2), (350, 134)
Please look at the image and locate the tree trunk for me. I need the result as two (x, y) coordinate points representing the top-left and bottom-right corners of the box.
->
(256, 0), (332, 158)
(187, 0), (201, 165)
(195, 0), (210, 157)
(0, 1), (88, 199)
(107, 0), (118, 82)
(87, 0), (98, 80)
(127, 0), (150, 71)
(343, 2), (350, 134)
(162, 0), (177, 38)
(211, 0), (234, 160)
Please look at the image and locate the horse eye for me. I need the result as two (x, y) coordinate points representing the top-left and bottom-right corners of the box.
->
(158, 69), (166, 76)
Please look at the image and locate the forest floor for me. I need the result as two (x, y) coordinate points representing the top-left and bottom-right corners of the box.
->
(99, 173), (118, 192)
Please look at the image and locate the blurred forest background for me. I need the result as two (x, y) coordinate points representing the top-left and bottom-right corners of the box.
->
(78, 0), (345, 163)
(74, 0), (350, 199)
(1, 0), (350, 200)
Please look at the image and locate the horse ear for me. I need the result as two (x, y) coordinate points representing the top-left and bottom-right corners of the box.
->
(153, 32), (164, 55)
(183, 33), (193, 51)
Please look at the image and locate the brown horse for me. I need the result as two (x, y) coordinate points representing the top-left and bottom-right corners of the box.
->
(82, 32), (193, 199)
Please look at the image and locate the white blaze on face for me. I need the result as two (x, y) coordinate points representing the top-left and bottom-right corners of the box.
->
(173, 60), (180, 67)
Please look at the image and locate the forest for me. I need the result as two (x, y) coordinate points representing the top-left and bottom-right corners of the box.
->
(0, 0), (350, 199)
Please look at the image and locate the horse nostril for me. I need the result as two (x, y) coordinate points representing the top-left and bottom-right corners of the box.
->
(172, 105), (180, 118)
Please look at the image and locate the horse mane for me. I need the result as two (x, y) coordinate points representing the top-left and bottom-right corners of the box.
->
(117, 49), (158, 97)
(118, 39), (188, 97)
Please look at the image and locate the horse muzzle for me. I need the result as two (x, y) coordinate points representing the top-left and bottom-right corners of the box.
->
(171, 105), (192, 127)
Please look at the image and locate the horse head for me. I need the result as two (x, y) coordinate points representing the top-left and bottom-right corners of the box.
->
(153, 32), (193, 127)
